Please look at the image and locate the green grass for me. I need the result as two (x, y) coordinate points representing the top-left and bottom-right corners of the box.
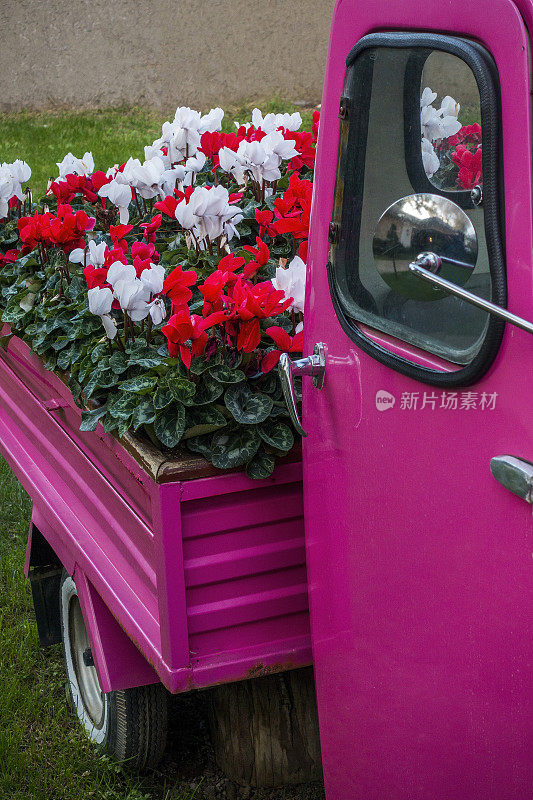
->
(0, 457), (197, 800)
(0, 100), (315, 199)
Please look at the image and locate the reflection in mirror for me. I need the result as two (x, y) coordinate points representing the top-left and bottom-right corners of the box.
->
(420, 52), (482, 192)
(373, 193), (478, 301)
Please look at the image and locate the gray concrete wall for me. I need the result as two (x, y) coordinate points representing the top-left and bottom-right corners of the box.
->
(0, 0), (335, 112)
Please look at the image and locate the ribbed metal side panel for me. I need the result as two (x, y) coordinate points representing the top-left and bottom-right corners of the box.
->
(181, 481), (309, 664)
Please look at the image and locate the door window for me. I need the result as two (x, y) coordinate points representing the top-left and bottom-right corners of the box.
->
(329, 34), (505, 385)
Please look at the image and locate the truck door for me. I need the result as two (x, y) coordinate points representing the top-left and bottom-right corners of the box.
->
(301, 3), (533, 798)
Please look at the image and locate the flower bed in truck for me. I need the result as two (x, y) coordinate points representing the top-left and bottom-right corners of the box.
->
(0, 105), (319, 477)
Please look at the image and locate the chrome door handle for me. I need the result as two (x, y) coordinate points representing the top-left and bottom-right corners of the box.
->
(278, 343), (326, 437)
(490, 455), (533, 503)
(409, 252), (533, 336)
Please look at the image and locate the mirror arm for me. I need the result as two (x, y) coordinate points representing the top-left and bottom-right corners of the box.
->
(409, 253), (533, 337)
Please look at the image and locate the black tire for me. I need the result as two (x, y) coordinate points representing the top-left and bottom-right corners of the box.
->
(59, 569), (168, 770)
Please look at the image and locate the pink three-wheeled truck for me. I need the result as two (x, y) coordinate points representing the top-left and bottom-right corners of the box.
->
(1, 0), (532, 797)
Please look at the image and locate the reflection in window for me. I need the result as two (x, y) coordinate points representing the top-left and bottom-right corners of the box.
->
(420, 53), (483, 191)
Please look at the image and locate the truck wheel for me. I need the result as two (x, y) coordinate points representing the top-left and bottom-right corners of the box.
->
(59, 570), (168, 770)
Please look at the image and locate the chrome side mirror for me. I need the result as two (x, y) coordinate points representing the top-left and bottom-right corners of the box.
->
(373, 192), (533, 337)
(373, 193), (478, 301)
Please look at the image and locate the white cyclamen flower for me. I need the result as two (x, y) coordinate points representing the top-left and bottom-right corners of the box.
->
(113, 278), (151, 321)
(440, 95), (461, 118)
(219, 131), (297, 188)
(272, 255), (306, 313)
(140, 263), (165, 295)
(87, 286), (117, 339)
(69, 239), (107, 267)
(8, 159), (31, 187)
(148, 297), (167, 325)
(57, 151), (94, 178)
(420, 86), (462, 141)
(218, 147), (246, 184)
(250, 108), (302, 133)
(0, 166), (15, 219)
(118, 155), (180, 200)
(98, 179), (133, 224)
(159, 106), (224, 163)
(420, 87), (437, 108)
(144, 141), (171, 169)
(175, 185), (243, 246)
(106, 261), (136, 287)
(182, 152), (207, 187)
(88, 286), (113, 316)
(0, 160), (31, 217)
(421, 138), (440, 179)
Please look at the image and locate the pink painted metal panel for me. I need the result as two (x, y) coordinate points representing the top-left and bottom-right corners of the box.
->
(305, 2), (533, 799)
(75, 569), (160, 693)
(0, 329), (155, 527)
(151, 481), (189, 672)
(0, 331), (310, 695)
(181, 476), (308, 670)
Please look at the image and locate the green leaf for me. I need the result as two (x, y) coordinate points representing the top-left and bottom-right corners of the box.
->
(120, 375), (157, 394)
(153, 385), (175, 410)
(186, 434), (213, 458)
(210, 427), (261, 469)
(131, 398), (156, 431)
(183, 406), (228, 439)
(189, 352), (221, 375)
(117, 416), (133, 437)
(225, 384), (273, 425)
(82, 317), (103, 336)
(102, 414), (120, 434)
(254, 371), (280, 396)
(270, 401), (290, 418)
(109, 351), (129, 375)
(183, 375), (222, 406)
(127, 344), (165, 368)
(51, 336), (70, 352)
(210, 364), (246, 384)
(79, 405), (108, 432)
(154, 405), (186, 448)
(82, 372), (100, 401)
(258, 421), (294, 452)
(96, 368), (119, 389)
(108, 392), (140, 419)
(246, 448), (275, 480)
(56, 347), (72, 371)
(167, 375), (196, 404)
(91, 342), (108, 363)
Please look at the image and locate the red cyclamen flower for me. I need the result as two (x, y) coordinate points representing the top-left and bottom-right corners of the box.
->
(140, 214), (162, 243)
(261, 326), (303, 373)
(163, 264), (198, 307)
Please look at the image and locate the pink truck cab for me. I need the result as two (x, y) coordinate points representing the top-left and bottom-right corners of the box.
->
(299, 0), (533, 797)
(1, 0), (532, 797)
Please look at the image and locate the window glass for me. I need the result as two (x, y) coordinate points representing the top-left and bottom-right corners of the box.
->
(332, 45), (491, 365)
(421, 52), (482, 193)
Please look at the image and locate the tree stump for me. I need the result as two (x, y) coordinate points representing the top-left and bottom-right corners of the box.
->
(209, 666), (323, 788)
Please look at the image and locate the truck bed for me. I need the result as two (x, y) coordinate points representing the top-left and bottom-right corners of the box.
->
(0, 327), (310, 693)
